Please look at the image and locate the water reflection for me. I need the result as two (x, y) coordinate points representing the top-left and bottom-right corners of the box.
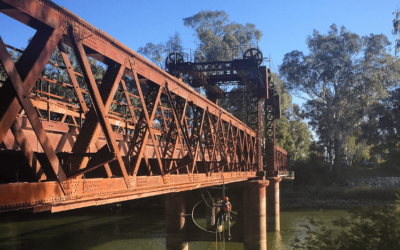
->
(0, 206), (348, 250)
(268, 231), (282, 249)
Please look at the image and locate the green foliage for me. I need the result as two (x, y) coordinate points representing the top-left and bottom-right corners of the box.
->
(393, 9), (400, 55)
(343, 128), (371, 166)
(183, 10), (262, 62)
(293, 198), (400, 250)
(137, 32), (183, 68)
(0, 49), (22, 86)
(137, 43), (166, 68)
(137, 10), (313, 160)
(271, 72), (313, 161)
(361, 88), (400, 168)
(292, 142), (330, 186)
(277, 118), (313, 161)
(280, 24), (400, 176)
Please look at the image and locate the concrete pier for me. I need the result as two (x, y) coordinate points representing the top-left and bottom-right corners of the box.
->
(266, 177), (282, 232)
(242, 180), (270, 250)
(166, 192), (188, 250)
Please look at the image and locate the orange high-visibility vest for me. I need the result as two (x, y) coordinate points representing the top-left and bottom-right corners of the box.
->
(223, 202), (231, 212)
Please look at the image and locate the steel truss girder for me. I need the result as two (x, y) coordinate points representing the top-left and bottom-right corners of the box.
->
(0, 31), (68, 187)
(1, 0), (255, 135)
(128, 78), (162, 178)
(0, 0), (261, 212)
(208, 115), (229, 172)
(188, 103), (205, 173)
(69, 27), (132, 188)
(162, 92), (188, 174)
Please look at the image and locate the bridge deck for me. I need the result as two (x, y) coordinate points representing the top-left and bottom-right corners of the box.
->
(0, 172), (256, 213)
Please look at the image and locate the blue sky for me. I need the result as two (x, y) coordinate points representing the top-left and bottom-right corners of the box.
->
(0, 0), (399, 104)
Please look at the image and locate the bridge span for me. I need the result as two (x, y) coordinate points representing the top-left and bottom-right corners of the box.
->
(0, 0), (288, 249)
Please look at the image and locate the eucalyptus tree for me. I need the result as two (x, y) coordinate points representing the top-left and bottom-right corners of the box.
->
(279, 24), (400, 175)
(360, 88), (400, 166)
(137, 32), (183, 69)
(393, 8), (400, 55)
(137, 10), (313, 159)
(183, 10), (262, 62)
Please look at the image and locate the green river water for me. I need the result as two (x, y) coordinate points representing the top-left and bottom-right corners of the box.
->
(0, 205), (348, 250)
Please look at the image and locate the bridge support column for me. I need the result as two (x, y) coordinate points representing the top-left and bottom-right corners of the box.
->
(166, 192), (188, 250)
(266, 177), (282, 231)
(243, 180), (270, 250)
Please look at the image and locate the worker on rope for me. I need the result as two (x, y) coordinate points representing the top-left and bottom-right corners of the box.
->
(214, 197), (231, 228)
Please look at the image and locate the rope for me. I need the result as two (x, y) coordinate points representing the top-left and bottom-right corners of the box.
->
(191, 200), (217, 234)
(201, 193), (213, 209)
(228, 213), (232, 241)
(223, 176), (225, 198)
(222, 220), (225, 250)
(215, 224), (218, 250)
(219, 230), (222, 250)
(207, 190), (215, 205)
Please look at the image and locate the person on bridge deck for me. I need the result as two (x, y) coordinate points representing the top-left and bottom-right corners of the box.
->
(214, 197), (232, 228)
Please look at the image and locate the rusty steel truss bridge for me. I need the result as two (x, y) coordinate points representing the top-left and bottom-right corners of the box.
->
(0, 0), (287, 213)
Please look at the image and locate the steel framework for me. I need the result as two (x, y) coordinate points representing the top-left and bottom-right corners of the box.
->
(165, 48), (285, 177)
(0, 0), (274, 213)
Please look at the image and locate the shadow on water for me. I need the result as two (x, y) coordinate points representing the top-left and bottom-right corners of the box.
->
(0, 205), (166, 250)
(0, 203), (349, 250)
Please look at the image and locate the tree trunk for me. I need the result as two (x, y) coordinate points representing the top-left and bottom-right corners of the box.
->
(333, 131), (342, 180)
(328, 140), (333, 172)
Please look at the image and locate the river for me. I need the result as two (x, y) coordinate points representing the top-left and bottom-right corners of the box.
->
(0, 204), (348, 250)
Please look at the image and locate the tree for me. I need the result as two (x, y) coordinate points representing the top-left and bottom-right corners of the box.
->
(137, 42), (166, 69)
(183, 10), (262, 62)
(279, 24), (400, 176)
(166, 32), (184, 53)
(343, 127), (371, 166)
(360, 88), (400, 167)
(137, 32), (183, 69)
(272, 73), (313, 160)
(137, 10), (313, 161)
(393, 9), (400, 55)
(1, 49), (22, 86)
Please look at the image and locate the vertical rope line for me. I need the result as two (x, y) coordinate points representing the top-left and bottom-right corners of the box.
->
(216, 212), (219, 249)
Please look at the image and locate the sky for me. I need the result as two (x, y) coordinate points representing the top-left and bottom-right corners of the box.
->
(0, 0), (399, 105)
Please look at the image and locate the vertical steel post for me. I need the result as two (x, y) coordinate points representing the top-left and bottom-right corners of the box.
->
(47, 81), (50, 121)
(257, 100), (263, 171)
(264, 102), (276, 176)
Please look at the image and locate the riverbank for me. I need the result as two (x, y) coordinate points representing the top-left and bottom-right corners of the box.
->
(281, 195), (393, 210)
(280, 176), (400, 210)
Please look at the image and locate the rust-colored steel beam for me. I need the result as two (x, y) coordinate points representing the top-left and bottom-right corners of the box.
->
(0, 35), (67, 185)
(57, 41), (89, 113)
(0, 0), (264, 213)
(0, 27), (63, 143)
(120, 79), (138, 125)
(10, 119), (45, 181)
(69, 28), (131, 187)
(1, 0), (255, 136)
(162, 93), (187, 173)
(128, 75), (163, 178)
(188, 104), (205, 173)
